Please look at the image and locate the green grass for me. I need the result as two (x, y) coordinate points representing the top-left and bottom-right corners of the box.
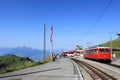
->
(0, 54), (33, 73)
(0, 54), (52, 74)
(113, 51), (120, 59)
(99, 39), (120, 48)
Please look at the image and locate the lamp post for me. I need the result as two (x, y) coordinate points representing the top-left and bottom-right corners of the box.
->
(110, 36), (112, 60)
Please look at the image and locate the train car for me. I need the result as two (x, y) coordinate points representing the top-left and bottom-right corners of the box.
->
(84, 47), (112, 63)
(62, 51), (74, 57)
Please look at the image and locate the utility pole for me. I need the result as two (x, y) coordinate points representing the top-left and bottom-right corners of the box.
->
(110, 36), (112, 49)
(110, 36), (112, 60)
(109, 32), (113, 60)
(43, 23), (46, 62)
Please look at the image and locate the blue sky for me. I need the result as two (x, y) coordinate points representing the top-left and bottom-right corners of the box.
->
(0, 0), (120, 51)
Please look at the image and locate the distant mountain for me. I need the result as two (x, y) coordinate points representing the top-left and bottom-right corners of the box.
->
(0, 47), (50, 61)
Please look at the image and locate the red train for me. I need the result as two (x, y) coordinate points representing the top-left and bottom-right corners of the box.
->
(84, 47), (112, 63)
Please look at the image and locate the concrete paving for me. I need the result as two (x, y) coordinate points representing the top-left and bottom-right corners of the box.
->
(0, 58), (82, 80)
(111, 59), (120, 66)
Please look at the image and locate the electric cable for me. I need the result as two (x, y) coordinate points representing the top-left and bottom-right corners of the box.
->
(87, 0), (113, 33)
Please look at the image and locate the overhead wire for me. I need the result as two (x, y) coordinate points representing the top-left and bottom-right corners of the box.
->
(87, 0), (113, 33)
(80, 0), (113, 48)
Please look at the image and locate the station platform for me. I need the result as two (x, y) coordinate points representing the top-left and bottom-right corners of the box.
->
(0, 58), (83, 80)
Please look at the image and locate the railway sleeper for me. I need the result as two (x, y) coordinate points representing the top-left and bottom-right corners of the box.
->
(72, 58), (116, 80)
(73, 59), (101, 80)
(79, 63), (100, 80)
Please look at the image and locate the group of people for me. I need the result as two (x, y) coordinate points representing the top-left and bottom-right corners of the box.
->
(52, 54), (59, 61)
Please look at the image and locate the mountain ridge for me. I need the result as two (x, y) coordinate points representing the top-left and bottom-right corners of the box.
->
(0, 47), (50, 61)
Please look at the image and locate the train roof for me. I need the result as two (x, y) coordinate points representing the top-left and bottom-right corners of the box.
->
(85, 46), (111, 50)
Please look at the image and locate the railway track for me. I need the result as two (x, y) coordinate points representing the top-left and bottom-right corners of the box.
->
(72, 58), (116, 80)
(107, 63), (120, 69)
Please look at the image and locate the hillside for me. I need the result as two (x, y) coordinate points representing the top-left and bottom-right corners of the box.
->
(0, 54), (34, 73)
(99, 39), (120, 48)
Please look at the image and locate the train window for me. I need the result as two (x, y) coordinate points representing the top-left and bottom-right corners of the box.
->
(100, 49), (104, 53)
(90, 50), (94, 54)
(105, 49), (110, 53)
(94, 49), (98, 54)
(85, 50), (90, 54)
(94, 49), (96, 54)
(88, 50), (90, 53)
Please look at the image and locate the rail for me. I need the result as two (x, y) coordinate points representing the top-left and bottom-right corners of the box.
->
(107, 63), (120, 69)
(72, 58), (116, 80)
